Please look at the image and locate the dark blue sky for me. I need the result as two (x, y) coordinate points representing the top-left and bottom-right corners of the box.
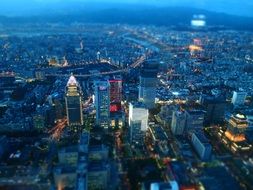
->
(1, 0), (253, 17)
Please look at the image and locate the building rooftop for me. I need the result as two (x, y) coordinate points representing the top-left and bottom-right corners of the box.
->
(67, 74), (78, 86)
(149, 125), (168, 142)
(193, 132), (210, 144)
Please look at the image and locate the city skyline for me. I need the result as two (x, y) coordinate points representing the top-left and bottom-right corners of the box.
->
(0, 1), (253, 189)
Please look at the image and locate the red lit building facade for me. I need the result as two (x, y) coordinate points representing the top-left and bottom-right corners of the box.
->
(109, 78), (122, 112)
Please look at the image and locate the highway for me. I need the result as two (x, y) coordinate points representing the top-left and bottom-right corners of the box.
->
(48, 118), (67, 141)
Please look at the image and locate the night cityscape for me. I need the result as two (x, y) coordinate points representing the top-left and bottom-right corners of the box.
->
(0, 1), (253, 190)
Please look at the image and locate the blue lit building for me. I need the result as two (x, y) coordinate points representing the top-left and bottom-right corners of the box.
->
(94, 80), (110, 129)
(191, 132), (212, 161)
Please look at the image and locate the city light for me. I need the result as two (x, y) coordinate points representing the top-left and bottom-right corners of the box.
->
(0, 1), (252, 190)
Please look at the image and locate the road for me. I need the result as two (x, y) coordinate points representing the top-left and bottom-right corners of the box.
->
(48, 118), (67, 141)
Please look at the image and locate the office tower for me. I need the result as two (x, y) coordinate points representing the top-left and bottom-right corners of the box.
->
(185, 110), (205, 131)
(109, 76), (122, 112)
(158, 104), (180, 128)
(65, 75), (83, 126)
(225, 113), (248, 142)
(200, 95), (226, 125)
(231, 91), (247, 107)
(139, 61), (158, 109)
(171, 111), (186, 135)
(191, 132), (212, 161)
(129, 102), (149, 144)
(94, 80), (110, 128)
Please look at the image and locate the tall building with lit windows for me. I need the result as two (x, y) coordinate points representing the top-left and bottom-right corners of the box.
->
(129, 102), (149, 144)
(65, 75), (83, 126)
(94, 80), (110, 128)
(138, 61), (158, 109)
(109, 76), (122, 112)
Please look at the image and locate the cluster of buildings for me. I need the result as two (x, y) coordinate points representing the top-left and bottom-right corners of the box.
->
(54, 132), (110, 190)
(0, 23), (253, 190)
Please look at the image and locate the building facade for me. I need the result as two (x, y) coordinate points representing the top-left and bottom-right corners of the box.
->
(94, 80), (110, 128)
(171, 111), (186, 135)
(109, 77), (122, 112)
(65, 75), (83, 127)
(129, 102), (149, 144)
(231, 91), (247, 107)
(139, 61), (158, 109)
(191, 132), (212, 161)
(185, 110), (205, 132)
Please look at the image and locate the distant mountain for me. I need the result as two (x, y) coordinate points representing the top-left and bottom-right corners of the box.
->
(0, 6), (253, 31)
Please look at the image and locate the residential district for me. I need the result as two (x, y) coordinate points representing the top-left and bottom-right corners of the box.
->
(0, 23), (252, 190)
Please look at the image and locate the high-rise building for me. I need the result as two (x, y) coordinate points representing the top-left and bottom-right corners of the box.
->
(109, 76), (122, 112)
(139, 61), (158, 109)
(129, 102), (149, 144)
(225, 113), (248, 142)
(171, 111), (186, 135)
(94, 80), (110, 128)
(185, 110), (205, 131)
(65, 75), (83, 126)
(200, 95), (226, 125)
(191, 132), (212, 161)
(231, 91), (247, 107)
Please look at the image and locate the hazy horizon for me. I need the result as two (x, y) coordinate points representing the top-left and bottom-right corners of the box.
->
(0, 0), (253, 17)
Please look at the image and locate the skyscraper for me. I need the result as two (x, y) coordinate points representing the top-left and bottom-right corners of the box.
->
(109, 76), (122, 112)
(185, 110), (205, 132)
(129, 102), (149, 144)
(171, 111), (186, 135)
(94, 80), (110, 128)
(65, 75), (83, 126)
(139, 60), (158, 109)
(191, 132), (212, 161)
(109, 76), (124, 129)
(200, 95), (226, 125)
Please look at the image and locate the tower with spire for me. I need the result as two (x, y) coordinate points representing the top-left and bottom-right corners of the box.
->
(65, 74), (83, 127)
